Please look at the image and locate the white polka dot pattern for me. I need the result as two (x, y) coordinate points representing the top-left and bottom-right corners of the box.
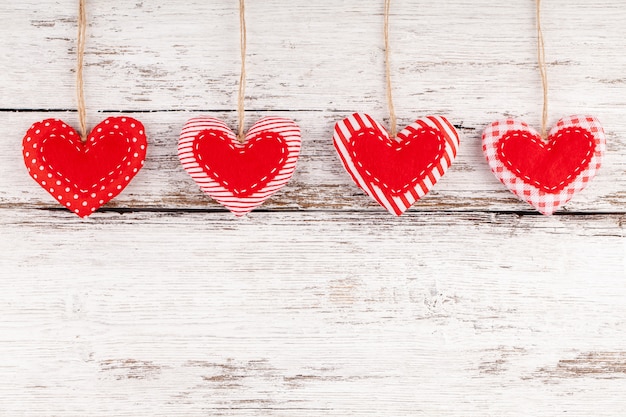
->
(22, 117), (147, 217)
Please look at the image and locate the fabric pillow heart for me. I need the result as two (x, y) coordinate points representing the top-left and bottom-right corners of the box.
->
(22, 117), (147, 217)
(333, 113), (460, 216)
(178, 116), (301, 216)
(482, 115), (605, 215)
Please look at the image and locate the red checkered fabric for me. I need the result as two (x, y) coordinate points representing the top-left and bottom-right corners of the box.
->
(482, 115), (605, 215)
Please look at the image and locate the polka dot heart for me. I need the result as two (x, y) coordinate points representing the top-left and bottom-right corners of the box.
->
(22, 117), (147, 217)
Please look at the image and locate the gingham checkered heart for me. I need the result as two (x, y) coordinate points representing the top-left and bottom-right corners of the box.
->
(482, 115), (605, 215)
(178, 116), (301, 216)
(333, 113), (460, 216)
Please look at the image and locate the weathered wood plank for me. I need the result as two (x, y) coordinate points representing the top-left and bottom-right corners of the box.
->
(1, 1), (626, 416)
(2, 0), (625, 114)
(0, 210), (624, 416)
(1, 111), (624, 212)
(2, 0), (624, 212)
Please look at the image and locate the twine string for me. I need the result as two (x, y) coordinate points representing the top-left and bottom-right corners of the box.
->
(76, 0), (87, 142)
(536, 0), (548, 140)
(384, 0), (397, 139)
(237, 0), (247, 142)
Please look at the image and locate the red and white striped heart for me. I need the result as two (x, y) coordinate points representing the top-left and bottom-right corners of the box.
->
(482, 115), (605, 215)
(22, 117), (147, 217)
(333, 113), (460, 216)
(178, 116), (301, 216)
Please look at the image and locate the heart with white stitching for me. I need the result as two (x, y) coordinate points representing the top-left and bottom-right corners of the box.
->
(482, 115), (605, 215)
(178, 116), (301, 216)
(333, 113), (460, 216)
(22, 117), (147, 217)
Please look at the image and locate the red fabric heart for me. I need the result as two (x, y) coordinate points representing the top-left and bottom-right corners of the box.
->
(178, 117), (301, 216)
(482, 115), (605, 215)
(193, 130), (288, 197)
(497, 127), (595, 193)
(334, 113), (460, 216)
(22, 117), (147, 217)
(349, 127), (445, 194)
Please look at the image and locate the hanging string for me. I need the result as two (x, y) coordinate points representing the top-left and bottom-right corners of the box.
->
(76, 0), (87, 142)
(384, 0), (398, 138)
(237, 0), (247, 142)
(536, 0), (548, 139)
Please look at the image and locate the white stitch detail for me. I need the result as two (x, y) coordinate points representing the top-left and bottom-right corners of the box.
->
(497, 128), (594, 192)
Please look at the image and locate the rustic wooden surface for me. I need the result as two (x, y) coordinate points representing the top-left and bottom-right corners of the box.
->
(0, 1), (625, 416)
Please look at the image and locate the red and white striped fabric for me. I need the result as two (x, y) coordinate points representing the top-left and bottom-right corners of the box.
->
(482, 115), (605, 215)
(178, 116), (300, 216)
(333, 113), (460, 216)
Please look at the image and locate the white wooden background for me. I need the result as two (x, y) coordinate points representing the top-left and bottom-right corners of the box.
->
(1, 1), (625, 416)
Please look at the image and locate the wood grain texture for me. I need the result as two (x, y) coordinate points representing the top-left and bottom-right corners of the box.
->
(0, 0), (625, 416)
(2, 110), (625, 212)
(1, 211), (625, 416)
(1, 0), (625, 212)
